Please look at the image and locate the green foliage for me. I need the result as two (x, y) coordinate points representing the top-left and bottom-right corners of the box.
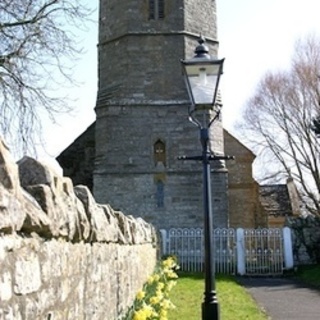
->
(296, 264), (320, 287)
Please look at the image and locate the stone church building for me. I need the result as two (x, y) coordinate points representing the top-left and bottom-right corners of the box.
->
(57, 0), (299, 230)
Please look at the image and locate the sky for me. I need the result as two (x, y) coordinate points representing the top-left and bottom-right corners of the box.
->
(38, 0), (320, 171)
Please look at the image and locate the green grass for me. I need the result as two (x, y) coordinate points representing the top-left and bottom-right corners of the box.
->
(295, 264), (320, 287)
(168, 272), (268, 320)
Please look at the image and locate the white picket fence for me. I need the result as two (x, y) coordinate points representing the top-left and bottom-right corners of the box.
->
(160, 227), (294, 275)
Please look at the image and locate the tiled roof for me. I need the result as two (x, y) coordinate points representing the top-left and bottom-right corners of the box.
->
(259, 185), (293, 217)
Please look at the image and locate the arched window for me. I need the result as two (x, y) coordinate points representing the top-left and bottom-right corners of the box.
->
(149, 0), (165, 20)
(154, 139), (166, 166)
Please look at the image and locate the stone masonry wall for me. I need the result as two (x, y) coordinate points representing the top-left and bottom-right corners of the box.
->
(286, 216), (320, 265)
(0, 138), (157, 320)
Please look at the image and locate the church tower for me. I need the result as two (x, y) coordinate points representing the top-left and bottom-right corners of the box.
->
(94, 0), (229, 229)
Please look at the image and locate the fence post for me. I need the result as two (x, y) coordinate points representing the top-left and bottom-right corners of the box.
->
(236, 228), (246, 275)
(282, 227), (294, 269)
(159, 229), (167, 256)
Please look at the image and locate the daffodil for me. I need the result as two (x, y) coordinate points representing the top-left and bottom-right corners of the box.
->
(159, 308), (168, 320)
(126, 257), (179, 320)
(136, 290), (146, 300)
(149, 295), (161, 305)
(157, 282), (165, 290)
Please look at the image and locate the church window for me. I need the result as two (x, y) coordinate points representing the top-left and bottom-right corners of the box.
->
(156, 180), (165, 207)
(154, 139), (166, 166)
(149, 0), (165, 20)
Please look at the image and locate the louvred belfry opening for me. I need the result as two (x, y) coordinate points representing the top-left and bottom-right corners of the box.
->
(149, 0), (165, 20)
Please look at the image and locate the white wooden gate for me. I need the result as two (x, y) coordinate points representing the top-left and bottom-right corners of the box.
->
(160, 227), (293, 275)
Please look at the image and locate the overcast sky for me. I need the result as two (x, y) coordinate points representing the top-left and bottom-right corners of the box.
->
(38, 0), (320, 170)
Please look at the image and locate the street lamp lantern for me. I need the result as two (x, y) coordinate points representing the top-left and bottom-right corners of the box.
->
(179, 36), (230, 320)
(181, 36), (225, 117)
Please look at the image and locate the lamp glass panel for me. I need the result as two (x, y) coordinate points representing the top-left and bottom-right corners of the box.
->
(185, 64), (220, 105)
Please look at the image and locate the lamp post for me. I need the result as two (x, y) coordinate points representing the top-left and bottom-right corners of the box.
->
(180, 36), (232, 320)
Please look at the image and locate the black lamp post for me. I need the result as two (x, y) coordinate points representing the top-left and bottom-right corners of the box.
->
(180, 36), (231, 320)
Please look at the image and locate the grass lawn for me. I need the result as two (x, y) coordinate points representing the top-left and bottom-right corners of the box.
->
(167, 272), (268, 320)
(295, 264), (320, 287)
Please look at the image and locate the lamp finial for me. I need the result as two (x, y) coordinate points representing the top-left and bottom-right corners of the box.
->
(194, 35), (210, 59)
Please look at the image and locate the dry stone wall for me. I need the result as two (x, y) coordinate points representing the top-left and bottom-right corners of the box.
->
(0, 139), (157, 319)
(286, 216), (320, 264)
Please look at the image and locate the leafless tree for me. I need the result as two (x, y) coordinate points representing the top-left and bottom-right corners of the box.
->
(238, 35), (320, 215)
(0, 0), (94, 157)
